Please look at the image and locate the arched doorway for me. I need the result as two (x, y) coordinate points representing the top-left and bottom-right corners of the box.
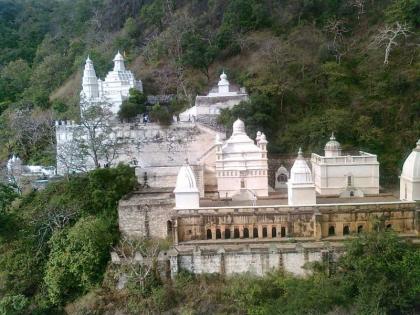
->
(216, 229), (222, 239)
(272, 227), (277, 238)
(207, 229), (212, 239)
(253, 227), (258, 238)
(262, 227), (268, 238)
(167, 221), (173, 238)
(343, 225), (350, 235)
(328, 226), (335, 236)
(225, 229), (231, 239)
(243, 228), (249, 238)
(281, 227), (286, 237)
(234, 228), (240, 239)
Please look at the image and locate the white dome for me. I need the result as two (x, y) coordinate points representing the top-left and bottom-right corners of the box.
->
(232, 118), (245, 135)
(324, 132), (341, 152)
(220, 71), (227, 80)
(174, 162), (199, 193)
(401, 139), (420, 180)
(290, 148), (313, 184)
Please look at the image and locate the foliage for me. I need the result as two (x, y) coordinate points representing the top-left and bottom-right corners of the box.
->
(0, 165), (136, 311)
(44, 216), (116, 305)
(0, 294), (29, 315)
(149, 103), (172, 126)
(118, 88), (147, 121)
(0, 183), (18, 213)
(339, 231), (420, 314)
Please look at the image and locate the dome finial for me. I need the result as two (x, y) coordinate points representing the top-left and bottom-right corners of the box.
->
(298, 147), (303, 158)
(330, 132), (335, 141)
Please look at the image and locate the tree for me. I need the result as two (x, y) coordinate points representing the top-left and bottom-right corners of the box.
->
(181, 30), (218, 81)
(44, 216), (116, 305)
(0, 59), (31, 103)
(149, 103), (172, 126)
(324, 18), (349, 63)
(117, 88), (147, 121)
(0, 183), (18, 212)
(57, 101), (123, 173)
(339, 231), (420, 314)
(371, 22), (411, 65)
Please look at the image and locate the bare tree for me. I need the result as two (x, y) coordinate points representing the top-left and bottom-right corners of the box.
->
(350, 0), (366, 20)
(113, 238), (161, 291)
(371, 22), (411, 65)
(57, 100), (123, 174)
(324, 18), (349, 63)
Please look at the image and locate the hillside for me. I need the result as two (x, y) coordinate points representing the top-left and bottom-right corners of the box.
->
(0, 1), (419, 314)
(0, 0), (419, 179)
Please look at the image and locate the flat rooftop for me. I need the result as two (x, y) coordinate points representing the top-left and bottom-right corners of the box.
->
(199, 194), (401, 208)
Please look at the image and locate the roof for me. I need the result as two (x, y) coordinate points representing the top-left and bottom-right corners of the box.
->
(401, 139), (420, 180)
(174, 162), (199, 193)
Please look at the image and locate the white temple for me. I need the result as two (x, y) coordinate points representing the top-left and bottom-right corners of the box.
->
(80, 52), (143, 114)
(311, 133), (380, 197)
(215, 119), (268, 198)
(173, 160), (200, 209)
(400, 139), (420, 201)
(179, 71), (248, 121)
(287, 148), (316, 206)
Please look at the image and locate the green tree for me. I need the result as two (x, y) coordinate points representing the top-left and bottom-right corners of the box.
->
(44, 216), (116, 305)
(339, 231), (420, 314)
(0, 59), (31, 103)
(181, 31), (218, 81)
(118, 88), (147, 121)
(149, 103), (172, 126)
(0, 294), (29, 315)
(0, 183), (18, 213)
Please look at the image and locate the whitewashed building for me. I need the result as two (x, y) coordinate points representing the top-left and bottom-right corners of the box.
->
(400, 139), (420, 201)
(311, 134), (380, 197)
(80, 52), (143, 114)
(179, 71), (248, 121)
(288, 148), (316, 206)
(215, 119), (268, 198)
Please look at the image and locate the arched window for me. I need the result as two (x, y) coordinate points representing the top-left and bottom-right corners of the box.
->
(253, 227), (258, 238)
(262, 227), (268, 238)
(272, 227), (277, 238)
(243, 228), (249, 238)
(328, 226), (335, 236)
(241, 178), (245, 188)
(234, 228), (240, 239)
(357, 225), (363, 234)
(277, 174), (288, 183)
(216, 229), (221, 239)
(343, 225), (350, 236)
(225, 229), (231, 239)
(206, 229), (212, 239)
(281, 227), (286, 237)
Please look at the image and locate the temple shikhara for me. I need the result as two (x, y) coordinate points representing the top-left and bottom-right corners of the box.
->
(46, 53), (420, 278)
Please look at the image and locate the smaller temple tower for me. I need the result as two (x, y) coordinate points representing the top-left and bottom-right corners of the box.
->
(217, 71), (230, 95)
(400, 139), (420, 201)
(288, 148), (316, 206)
(174, 160), (200, 209)
(81, 56), (99, 100)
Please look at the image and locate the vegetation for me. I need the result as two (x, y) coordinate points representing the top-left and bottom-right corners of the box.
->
(62, 231), (420, 314)
(0, 0), (419, 313)
(0, 0), (418, 177)
(0, 165), (136, 313)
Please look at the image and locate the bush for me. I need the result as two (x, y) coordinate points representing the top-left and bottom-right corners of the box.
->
(44, 216), (116, 305)
(0, 294), (29, 315)
(149, 103), (172, 126)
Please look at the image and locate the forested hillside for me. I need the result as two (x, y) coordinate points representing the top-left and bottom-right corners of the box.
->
(0, 1), (419, 314)
(0, 0), (419, 178)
